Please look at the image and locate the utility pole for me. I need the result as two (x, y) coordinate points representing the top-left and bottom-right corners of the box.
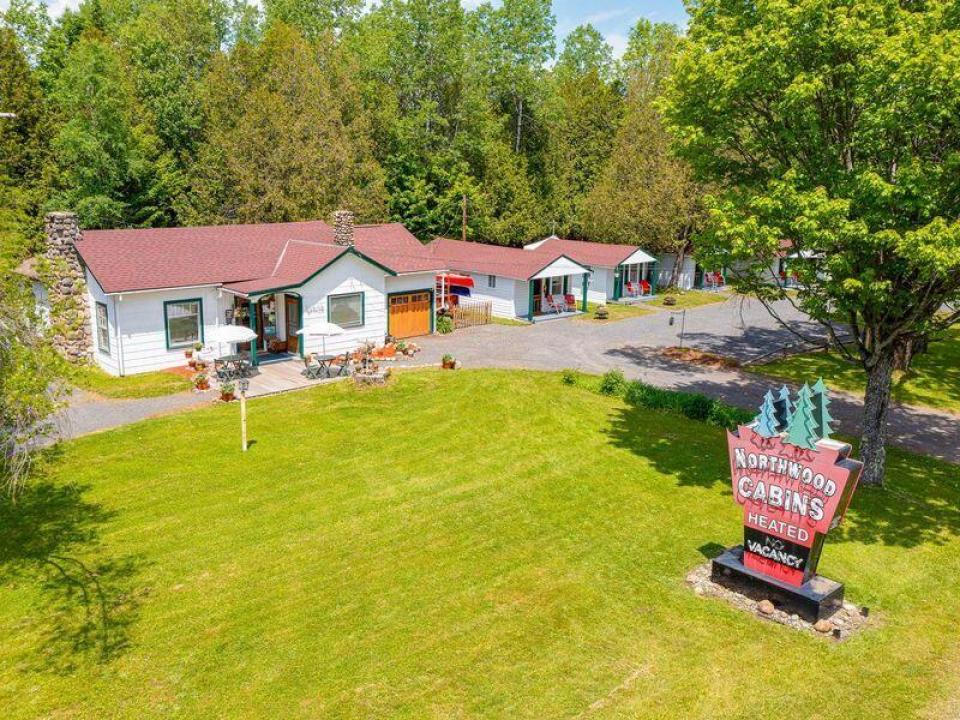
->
(461, 194), (468, 242)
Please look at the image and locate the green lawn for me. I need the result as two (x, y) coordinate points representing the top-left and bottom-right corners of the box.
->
(69, 364), (193, 399)
(645, 289), (731, 310)
(2, 370), (960, 718)
(490, 315), (531, 327)
(576, 301), (655, 322)
(755, 327), (960, 414)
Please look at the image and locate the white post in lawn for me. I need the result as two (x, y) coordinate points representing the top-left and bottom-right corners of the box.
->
(239, 378), (250, 452)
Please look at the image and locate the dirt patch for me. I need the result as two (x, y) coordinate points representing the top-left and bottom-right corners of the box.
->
(164, 366), (195, 378)
(662, 346), (741, 369)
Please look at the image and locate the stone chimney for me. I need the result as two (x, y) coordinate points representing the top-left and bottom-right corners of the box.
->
(44, 211), (92, 363)
(333, 209), (355, 247)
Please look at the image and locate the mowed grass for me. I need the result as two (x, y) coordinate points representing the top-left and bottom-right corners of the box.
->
(755, 327), (960, 414)
(2, 370), (960, 718)
(645, 288), (730, 310)
(69, 364), (193, 399)
(576, 301), (655, 322)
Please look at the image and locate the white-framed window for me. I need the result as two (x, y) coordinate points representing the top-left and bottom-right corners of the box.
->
(95, 302), (110, 355)
(545, 276), (563, 295)
(164, 298), (204, 349)
(487, 274), (497, 288)
(328, 292), (364, 328)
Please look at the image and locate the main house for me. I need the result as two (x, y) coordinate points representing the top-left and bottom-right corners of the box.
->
(37, 211), (445, 376)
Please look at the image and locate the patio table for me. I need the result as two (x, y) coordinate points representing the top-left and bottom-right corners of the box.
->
(314, 354), (337, 376)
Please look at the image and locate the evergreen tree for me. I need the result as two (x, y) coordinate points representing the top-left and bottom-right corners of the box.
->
(754, 390), (780, 438)
(773, 385), (792, 432)
(785, 383), (819, 450)
(811, 377), (835, 440)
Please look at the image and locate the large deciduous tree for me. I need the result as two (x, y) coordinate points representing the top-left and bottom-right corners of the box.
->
(663, 0), (960, 486)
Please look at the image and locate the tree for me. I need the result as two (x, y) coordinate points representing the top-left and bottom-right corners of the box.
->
(786, 384), (819, 450)
(44, 33), (176, 228)
(262, 0), (362, 40)
(754, 390), (780, 438)
(811, 378), (835, 441)
(182, 22), (386, 224)
(581, 21), (703, 278)
(662, 0), (960, 486)
(0, 27), (47, 187)
(0, 0), (50, 65)
(773, 385), (792, 433)
(543, 24), (621, 237)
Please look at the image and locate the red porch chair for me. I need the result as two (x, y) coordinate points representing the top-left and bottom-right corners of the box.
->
(640, 280), (652, 296)
(564, 293), (577, 311)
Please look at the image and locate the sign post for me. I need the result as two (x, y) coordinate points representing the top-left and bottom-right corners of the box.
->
(713, 380), (862, 621)
(239, 378), (250, 452)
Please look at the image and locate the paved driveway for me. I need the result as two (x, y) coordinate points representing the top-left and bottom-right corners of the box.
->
(416, 297), (960, 464)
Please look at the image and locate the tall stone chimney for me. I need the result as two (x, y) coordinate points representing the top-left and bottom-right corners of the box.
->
(44, 211), (92, 363)
(333, 210), (355, 247)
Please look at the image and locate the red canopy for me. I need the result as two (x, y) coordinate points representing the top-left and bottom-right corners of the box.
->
(438, 273), (474, 287)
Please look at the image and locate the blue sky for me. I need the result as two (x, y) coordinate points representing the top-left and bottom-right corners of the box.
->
(5, 0), (689, 56)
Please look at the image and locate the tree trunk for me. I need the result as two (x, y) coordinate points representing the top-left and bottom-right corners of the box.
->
(859, 350), (895, 487)
(669, 239), (691, 288)
(515, 96), (524, 154)
(893, 336), (927, 372)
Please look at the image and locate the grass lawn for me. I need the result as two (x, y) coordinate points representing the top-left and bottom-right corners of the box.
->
(575, 301), (655, 323)
(645, 289), (730, 310)
(69, 364), (193, 399)
(754, 327), (960, 414)
(3, 370), (960, 718)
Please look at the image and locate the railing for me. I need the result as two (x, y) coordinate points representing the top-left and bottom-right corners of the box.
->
(451, 299), (493, 329)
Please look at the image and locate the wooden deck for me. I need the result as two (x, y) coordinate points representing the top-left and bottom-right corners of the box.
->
(213, 356), (344, 398)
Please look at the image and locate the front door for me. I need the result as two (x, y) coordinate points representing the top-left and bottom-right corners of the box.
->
(285, 295), (301, 354)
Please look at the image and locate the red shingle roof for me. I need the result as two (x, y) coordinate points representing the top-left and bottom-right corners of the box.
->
(529, 237), (654, 268)
(76, 220), (444, 294)
(426, 238), (586, 281)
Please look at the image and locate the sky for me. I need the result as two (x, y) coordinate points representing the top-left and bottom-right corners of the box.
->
(3, 0), (690, 57)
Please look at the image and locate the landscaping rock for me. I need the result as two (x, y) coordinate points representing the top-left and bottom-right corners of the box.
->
(685, 561), (872, 641)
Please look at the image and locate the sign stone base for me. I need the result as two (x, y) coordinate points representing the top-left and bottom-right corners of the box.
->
(711, 545), (844, 622)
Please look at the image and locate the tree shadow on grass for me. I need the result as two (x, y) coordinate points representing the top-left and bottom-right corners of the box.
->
(0, 453), (144, 673)
(607, 403), (960, 549)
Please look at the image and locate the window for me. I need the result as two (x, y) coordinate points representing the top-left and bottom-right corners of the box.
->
(164, 299), (203, 349)
(95, 302), (110, 355)
(487, 274), (497, 288)
(546, 276), (563, 295)
(328, 292), (364, 328)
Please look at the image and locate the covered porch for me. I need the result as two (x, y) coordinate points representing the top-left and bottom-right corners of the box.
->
(525, 255), (590, 321)
(223, 289), (305, 367)
(612, 249), (659, 302)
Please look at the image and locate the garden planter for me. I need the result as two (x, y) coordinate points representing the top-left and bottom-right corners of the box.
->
(220, 392), (235, 402)
(442, 360), (456, 370)
(195, 381), (210, 391)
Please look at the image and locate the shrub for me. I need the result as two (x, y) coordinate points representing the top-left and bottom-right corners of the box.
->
(623, 380), (750, 430)
(561, 368), (580, 386)
(599, 369), (627, 396)
(436, 315), (453, 334)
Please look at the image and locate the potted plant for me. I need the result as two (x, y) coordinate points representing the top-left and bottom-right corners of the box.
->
(594, 305), (610, 320)
(220, 381), (235, 402)
(184, 347), (194, 360)
(193, 371), (210, 391)
(442, 354), (456, 369)
(396, 340), (408, 355)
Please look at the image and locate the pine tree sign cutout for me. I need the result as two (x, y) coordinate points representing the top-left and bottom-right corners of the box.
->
(773, 385), (792, 432)
(811, 377), (835, 440)
(786, 383), (820, 450)
(754, 390), (780, 438)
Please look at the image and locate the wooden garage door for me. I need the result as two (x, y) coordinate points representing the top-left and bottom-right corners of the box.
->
(389, 292), (431, 339)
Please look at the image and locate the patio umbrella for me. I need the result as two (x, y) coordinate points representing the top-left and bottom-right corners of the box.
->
(296, 320), (344, 357)
(207, 324), (257, 355)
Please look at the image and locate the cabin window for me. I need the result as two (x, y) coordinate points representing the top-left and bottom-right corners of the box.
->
(487, 275), (497, 288)
(164, 299), (204, 349)
(328, 292), (364, 328)
(95, 302), (110, 355)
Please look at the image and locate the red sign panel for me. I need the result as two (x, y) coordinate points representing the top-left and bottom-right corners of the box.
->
(727, 425), (862, 586)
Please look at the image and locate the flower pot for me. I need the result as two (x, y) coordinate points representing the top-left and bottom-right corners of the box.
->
(220, 392), (235, 402)
(442, 360), (456, 369)
(195, 381), (209, 391)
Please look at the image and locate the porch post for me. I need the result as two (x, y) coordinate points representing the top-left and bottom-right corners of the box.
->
(562, 275), (569, 295)
(613, 265), (622, 301)
(581, 273), (588, 312)
(298, 296), (305, 358)
(248, 298), (258, 366)
(527, 281), (534, 322)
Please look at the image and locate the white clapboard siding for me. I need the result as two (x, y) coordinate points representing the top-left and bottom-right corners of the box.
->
(570, 267), (611, 303)
(86, 271), (120, 375)
(297, 253), (390, 356)
(658, 254), (697, 290)
(465, 273), (520, 318)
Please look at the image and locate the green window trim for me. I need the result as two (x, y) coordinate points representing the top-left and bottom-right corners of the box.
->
(95, 301), (110, 355)
(327, 291), (365, 328)
(163, 297), (205, 350)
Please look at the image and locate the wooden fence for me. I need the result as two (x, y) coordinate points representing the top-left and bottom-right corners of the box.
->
(451, 299), (493, 329)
